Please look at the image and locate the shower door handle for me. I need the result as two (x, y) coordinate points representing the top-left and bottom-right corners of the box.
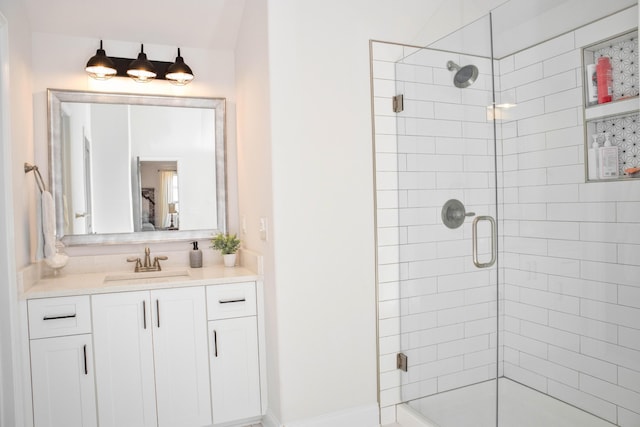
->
(472, 215), (496, 268)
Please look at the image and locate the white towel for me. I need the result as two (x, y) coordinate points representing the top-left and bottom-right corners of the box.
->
(35, 191), (43, 260)
(41, 190), (56, 259)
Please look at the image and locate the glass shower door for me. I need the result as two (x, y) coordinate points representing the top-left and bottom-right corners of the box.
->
(394, 14), (500, 427)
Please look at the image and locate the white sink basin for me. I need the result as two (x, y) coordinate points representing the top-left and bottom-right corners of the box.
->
(104, 270), (191, 283)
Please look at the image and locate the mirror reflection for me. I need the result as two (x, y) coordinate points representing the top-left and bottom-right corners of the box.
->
(49, 90), (227, 245)
(138, 160), (179, 232)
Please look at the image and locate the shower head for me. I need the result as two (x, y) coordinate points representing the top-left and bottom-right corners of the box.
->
(447, 60), (479, 88)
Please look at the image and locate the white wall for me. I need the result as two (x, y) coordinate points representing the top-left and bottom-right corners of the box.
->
(1, 1), (33, 269)
(260, 0), (498, 424)
(0, 2), (34, 426)
(234, 0), (281, 422)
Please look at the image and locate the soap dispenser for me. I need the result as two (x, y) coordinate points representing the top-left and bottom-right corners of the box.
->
(599, 133), (619, 179)
(588, 134), (600, 180)
(190, 241), (203, 268)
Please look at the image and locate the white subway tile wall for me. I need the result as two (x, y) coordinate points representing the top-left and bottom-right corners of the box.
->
(373, 6), (640, 427)
(499, 7), (640, 425)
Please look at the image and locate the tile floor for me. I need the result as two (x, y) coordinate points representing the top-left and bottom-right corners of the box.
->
(251, 424), (401, 427)
(251, 423), (400, 426)
(250, 422), (401, 426)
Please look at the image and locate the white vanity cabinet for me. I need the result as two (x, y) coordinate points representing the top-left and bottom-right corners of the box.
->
(25, 275), (265, 427)
(27, 296), (97, 427)
(207, 282), (262, 425)
(91, 286), (211, 427)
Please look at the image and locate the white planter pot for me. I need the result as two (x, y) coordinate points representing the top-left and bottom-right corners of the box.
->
(223, 253), (237, 267)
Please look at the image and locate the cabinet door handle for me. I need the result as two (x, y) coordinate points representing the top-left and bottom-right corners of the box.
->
(219, 298), (246, 304)
(83, 344), (88, 375)
(142, 300), (147, 329)
(213, 330), (218, 357)
(43, 314), (76, 321)
(156, 300), (160, 328)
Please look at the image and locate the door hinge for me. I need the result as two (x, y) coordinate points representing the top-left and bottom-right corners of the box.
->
(392, 94), (404, 113)
(397, 352), (408, 372)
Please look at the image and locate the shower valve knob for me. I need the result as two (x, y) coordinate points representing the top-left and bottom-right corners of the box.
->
(442, 199), (475, 229)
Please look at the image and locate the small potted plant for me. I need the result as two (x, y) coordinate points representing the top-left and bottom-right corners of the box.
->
(211, 232), (241, 267)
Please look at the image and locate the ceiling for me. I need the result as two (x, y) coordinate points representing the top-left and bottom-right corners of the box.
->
(419, 0), (637, 59)
(23, 0), (247, 50)
(23, 0), (637, 56)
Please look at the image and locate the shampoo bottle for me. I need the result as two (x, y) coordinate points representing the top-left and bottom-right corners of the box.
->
(596, 57), (612, 104)
(190, 241), (203, 268)
(599, 133), (619, 179)
(587, 134), (600, 180)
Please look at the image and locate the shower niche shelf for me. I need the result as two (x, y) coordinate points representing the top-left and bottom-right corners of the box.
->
(582, 30), (639, 182)
(585, 96), (638, 121)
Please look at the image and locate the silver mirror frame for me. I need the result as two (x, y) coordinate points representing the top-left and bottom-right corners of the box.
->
(48, 89), (227, 246)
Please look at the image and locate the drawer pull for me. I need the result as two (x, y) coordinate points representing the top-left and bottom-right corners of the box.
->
(219, 298), (246, 304)
(42, 314), (76, 321)
(142, 301), (147, 329)
(83, 345), (88, 375)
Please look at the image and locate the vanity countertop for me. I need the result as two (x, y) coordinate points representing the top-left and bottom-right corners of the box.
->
(22, 265), (260, 299)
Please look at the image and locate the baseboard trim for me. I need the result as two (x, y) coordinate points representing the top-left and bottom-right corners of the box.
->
(262, 410), (280, 427)
(278, 403), (379, 427)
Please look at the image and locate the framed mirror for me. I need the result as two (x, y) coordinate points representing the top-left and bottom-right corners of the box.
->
(48, 89), (227, 245)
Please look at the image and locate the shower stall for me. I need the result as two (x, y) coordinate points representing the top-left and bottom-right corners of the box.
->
(373, 1), (640, 426)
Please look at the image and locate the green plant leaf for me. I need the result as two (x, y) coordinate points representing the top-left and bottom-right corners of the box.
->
(210, 232), (241, 254)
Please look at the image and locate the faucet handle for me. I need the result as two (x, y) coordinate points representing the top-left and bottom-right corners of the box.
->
(127, 257), (142, 271)
(153, 256), (168, 270)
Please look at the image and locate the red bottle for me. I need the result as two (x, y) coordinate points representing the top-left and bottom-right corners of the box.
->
(596, 56), (612, 104)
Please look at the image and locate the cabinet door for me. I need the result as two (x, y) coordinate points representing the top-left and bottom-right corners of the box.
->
(30, 334), (97, 427)
(92, 291), (157, 427)
(151, 287), (212, 427)
(209, 317), (261, 425)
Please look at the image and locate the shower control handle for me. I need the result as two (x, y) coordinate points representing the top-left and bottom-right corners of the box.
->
(442, 199), (475, 229)
(472, 215), (497, 268)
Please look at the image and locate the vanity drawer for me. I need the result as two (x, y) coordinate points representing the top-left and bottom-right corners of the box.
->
(28, 295), (92, 339)
(206, 282), (256, 320)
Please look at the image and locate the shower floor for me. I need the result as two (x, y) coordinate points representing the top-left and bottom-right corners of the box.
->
(397, 378), (616, 427)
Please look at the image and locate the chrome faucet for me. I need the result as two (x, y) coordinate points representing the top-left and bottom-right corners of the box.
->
(127, 247), (168, 272)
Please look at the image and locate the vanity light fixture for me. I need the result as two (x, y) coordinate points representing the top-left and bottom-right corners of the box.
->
(85, 41), (195, 84)
(127, 44), (157, 83)
(85, 40), (117, 80)
(165, 48), (194, 85)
